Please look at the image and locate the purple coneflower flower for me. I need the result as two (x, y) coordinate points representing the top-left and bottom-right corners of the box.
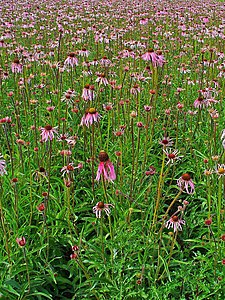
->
(96, 151), (116, 182)
(93, 201), (114, 218)
(11, 58), (23, 73)
(163, 149), (183, 165)
(177, 173), (195, 194)
(64, 52), (78, 67)
(142, 48), (160, 67)
(159, 136), (174, 148)
(165, 215), (185, 232)
(40, 125), (58, 142)
(80, 108), (100, 127)
(215, 164), (225, 178)
(16, 236), (26, 247)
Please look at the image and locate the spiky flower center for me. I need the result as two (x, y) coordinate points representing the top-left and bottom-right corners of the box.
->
(97, 202), (104, 209)
(218, 168), (225, 174)
(182, 173), (191, 181)
(172, 215), (179, 222)
(88, 107), (97, 114)
(168, 153), (176, 159)
(44, 125), (53, 131)
(69, 52), (76, 57)
(99, 150), (109, 162)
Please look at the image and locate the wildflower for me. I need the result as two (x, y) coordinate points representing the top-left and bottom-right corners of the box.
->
(70, 253), (78, 260)
(159, 136), (173, 148)
(61, 163), (74, 176)
(78, 48), (89, 57)
(16, 237), (26, 247)
(177, 173), (195, 194)
(0, 154), (7, 176)
(64, 52), (78, 67)
(81, 84), (95, 101)
(95, 73), (108, 86)
(205, 218), (212, 226)
(61, 89), (76, 104)
(193, 96), (208, 109)
(80, 108), (100, 127)
(145, 166), (156, 176)
(163, 149), (183, 165)
(11, 58), (23, 73)
(165, 215), (185, 232)
(96, 150), (116, 182)
(141, 49), (165, 67)
(215, 164), (225, 178)
(40, 125), (58, 142)
(37, 203), (45, 212)
(92, 201), (114, 218)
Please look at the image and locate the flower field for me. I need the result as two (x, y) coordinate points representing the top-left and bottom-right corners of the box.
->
(0, 0), (225, 299)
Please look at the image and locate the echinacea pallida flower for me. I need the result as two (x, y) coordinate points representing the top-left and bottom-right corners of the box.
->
(96, 151), (116, 182)
(80, 108), (100, 127)
(165, 215), (185, 232)
(93, 201), (114, 218)
(177, 173), (195, 194)
(40, 125), (58, 142)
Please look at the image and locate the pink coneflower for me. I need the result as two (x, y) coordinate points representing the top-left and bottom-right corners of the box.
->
(92, 201), (114, 218)
(141, 48), (159, 67)
(177, 173), (195, 194)
(61, 89), (76, 104)
(100, 56), (112, 67)
(11, 58), (23, 73)
(61, 163), (74, 176)
(0, 116), (12, 124)
(193, 96), (208, 109)
(16, 236), (26, 247)
(159, 136), (174, 148)
(0, 153), (7, 176)
(140, 18), (148, 25)
(40, 125), (58, 142)
(82, 84), (95, 101)
(215, 164), (225, 178)
(80, 108), (100, 127)
(145, 166), (156, 176)
(163, 149), (183, 165)
(165, 215), (185, 232)
(96, 73), (108, 86)
(37, 203), (45, 212)
(78, 48), (89, 57)
(64, 52), (78, 67)
(96, 151), (116, 182)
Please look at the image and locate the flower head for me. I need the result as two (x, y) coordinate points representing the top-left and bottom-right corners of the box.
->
(177, 173), (195, 194)
(165, 215), (185, 232)
(16, 237), (26, 247)
(163, 149), (183, 165)
(96, 151), (116, 182)
(216, 164), (225, 178)
(159, 136), (173, 148)
(64, 52), (78, 68)
(40, 125), (58, 142)
(92, 201), (114, 218)
(80, 108), (100, 127)
(11, 58), (23, 73)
